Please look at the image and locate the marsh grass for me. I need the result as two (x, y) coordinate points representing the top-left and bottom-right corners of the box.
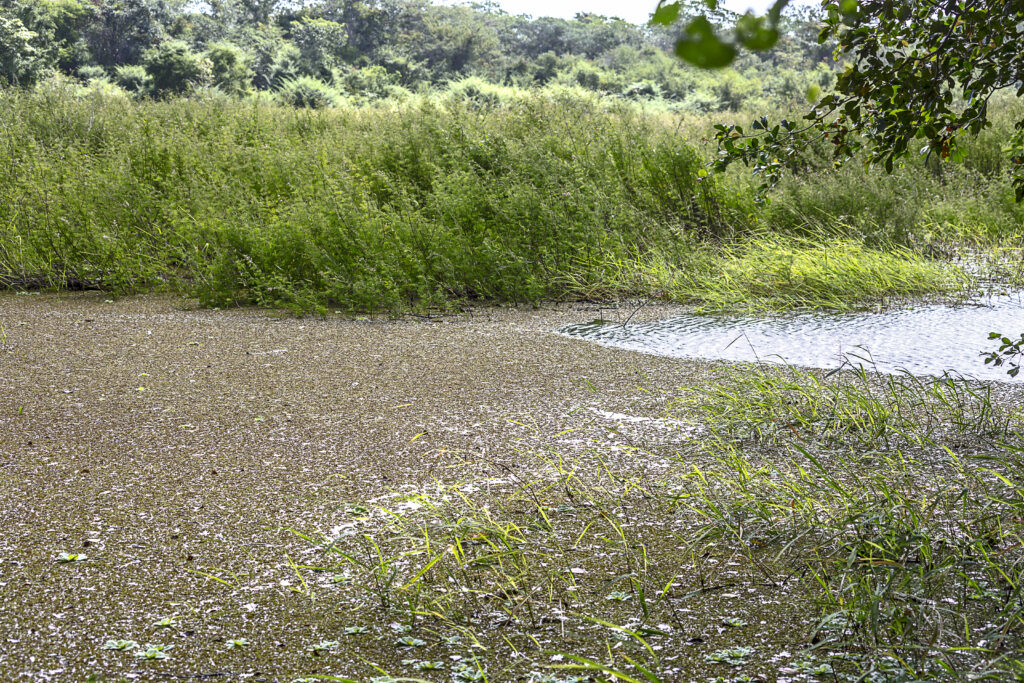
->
(561, 236), (965, 313)
(282, 366), (1022, 681)
(0, 87), (717, 313)
(1, 85), (1017, 314)
(665, 366), (1024, 680)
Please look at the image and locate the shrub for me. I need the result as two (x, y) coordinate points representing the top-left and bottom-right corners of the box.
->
(113, 64), (148, 92)
(446, 76), (514, 108)
(622, 79), (661, 99)
(275, 75), (341, 108)
(77, 63), (107, 82)
(143, 41), (210, 96)
(340, 65), (395, 100)
(206, 43), (251, 96)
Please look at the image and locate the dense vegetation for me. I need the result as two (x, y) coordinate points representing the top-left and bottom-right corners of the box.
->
(1, 0), (1022, 313)
(0, 0), (833, 111)
(1, 83), (1022, 312)
(656, 0), (1024, 201)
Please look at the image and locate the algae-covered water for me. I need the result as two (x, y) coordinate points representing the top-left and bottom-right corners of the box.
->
(3, 293), (1022, 682)
(561, 291), (1024, 381)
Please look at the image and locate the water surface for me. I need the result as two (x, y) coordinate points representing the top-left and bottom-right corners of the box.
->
(561, 292), (1024, 381)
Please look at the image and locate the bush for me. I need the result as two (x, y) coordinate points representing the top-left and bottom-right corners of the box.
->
(276, 75), (341, 108)
(143, 41), (210, 96)
(206, 43), (250, 96)
(77, 64), (107, 82)
(340, 65), (395, 100)
(622, 79), (661, 99)
(446, 76), (514, 108)
(113, 64), (148, 92)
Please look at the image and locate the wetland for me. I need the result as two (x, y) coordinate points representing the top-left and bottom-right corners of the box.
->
(1, 40), (1024, 682)
(2, 293), (1023, 682)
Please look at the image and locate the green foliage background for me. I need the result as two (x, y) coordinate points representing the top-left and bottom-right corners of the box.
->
(0, 89), (721, 311)
(0, 0), (1022, 312)
(0, 0), (834, 112)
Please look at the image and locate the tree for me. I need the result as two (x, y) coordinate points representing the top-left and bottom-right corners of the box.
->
(143, 39), (209, 95)
(15, 0), (96, 74)
(654, 0), (1024, 377)
(317, 0), (406, 62)
(410, 5), (501, 79)
(652, 0), (1024, 201)
(288, 16), (346, 78)
(206, 42), (250, 94)
(0, 11), (42, 84)
(86, 0), (168, 67)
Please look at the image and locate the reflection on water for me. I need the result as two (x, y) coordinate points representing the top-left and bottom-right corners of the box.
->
(561, 292), (1024, 381)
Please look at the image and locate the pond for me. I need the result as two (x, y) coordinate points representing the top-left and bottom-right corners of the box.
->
(560, 291), (1024, 382)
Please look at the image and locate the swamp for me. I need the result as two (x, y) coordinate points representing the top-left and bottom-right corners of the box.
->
(1, 0), (1024, 681)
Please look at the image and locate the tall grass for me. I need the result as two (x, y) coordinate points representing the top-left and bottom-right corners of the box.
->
(662, 366), (1024, 680)
(1, 83), (1020, 313)
(721, 96), (1024, 247)
(561, 235), (965, 313)
(0, 85), (718, 312)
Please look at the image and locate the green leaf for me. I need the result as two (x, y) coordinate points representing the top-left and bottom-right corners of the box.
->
(767, 0), (789, 20)
(736, 13), (780, 51)
(650, 1), (680, 26)
(675, 17), (737, 68)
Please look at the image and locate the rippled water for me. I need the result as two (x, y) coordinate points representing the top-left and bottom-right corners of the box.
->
(561, 292), (1024, 381)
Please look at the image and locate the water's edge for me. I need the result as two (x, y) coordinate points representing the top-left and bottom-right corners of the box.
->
(560, 292), (1024, 382)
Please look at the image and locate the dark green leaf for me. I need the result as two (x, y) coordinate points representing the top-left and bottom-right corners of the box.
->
(736, 14), (779, 51)
(650, 1), (680, 26)
(675, 18), (737, 68)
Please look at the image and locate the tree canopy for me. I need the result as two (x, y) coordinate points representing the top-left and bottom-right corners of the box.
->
(0, 0), (838, 111)
(654, 0), (1024, 200)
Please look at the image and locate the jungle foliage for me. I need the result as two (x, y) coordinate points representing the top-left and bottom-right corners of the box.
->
(0, 0), (835, 112)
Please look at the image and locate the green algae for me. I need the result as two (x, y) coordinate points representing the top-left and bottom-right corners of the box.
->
(2, 292), (1021, 682)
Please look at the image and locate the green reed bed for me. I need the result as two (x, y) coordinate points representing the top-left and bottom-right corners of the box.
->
(0, 86), (718, 312)
(2, 85), (1008, 315)
(561, 236), (966, 313)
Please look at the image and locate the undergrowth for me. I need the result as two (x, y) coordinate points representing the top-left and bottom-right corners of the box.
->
(280, 366), (1023, 681)
(561, 236), (966, 313)
(0, 86), (718, 313)
(1, 85), (1020, 314)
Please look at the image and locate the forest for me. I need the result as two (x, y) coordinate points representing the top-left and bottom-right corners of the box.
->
(0, 0), (834, 110)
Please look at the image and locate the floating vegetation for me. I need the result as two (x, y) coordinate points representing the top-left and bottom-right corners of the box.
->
(704, 647), (755, 667)
(55, 552), (87, 563)
(5, 295), (1024, 681)
(403, 658), (444, 670)
(134, 644), (173, 660)
(307, 640), (340, 655)
(394, 636), (427, 648)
